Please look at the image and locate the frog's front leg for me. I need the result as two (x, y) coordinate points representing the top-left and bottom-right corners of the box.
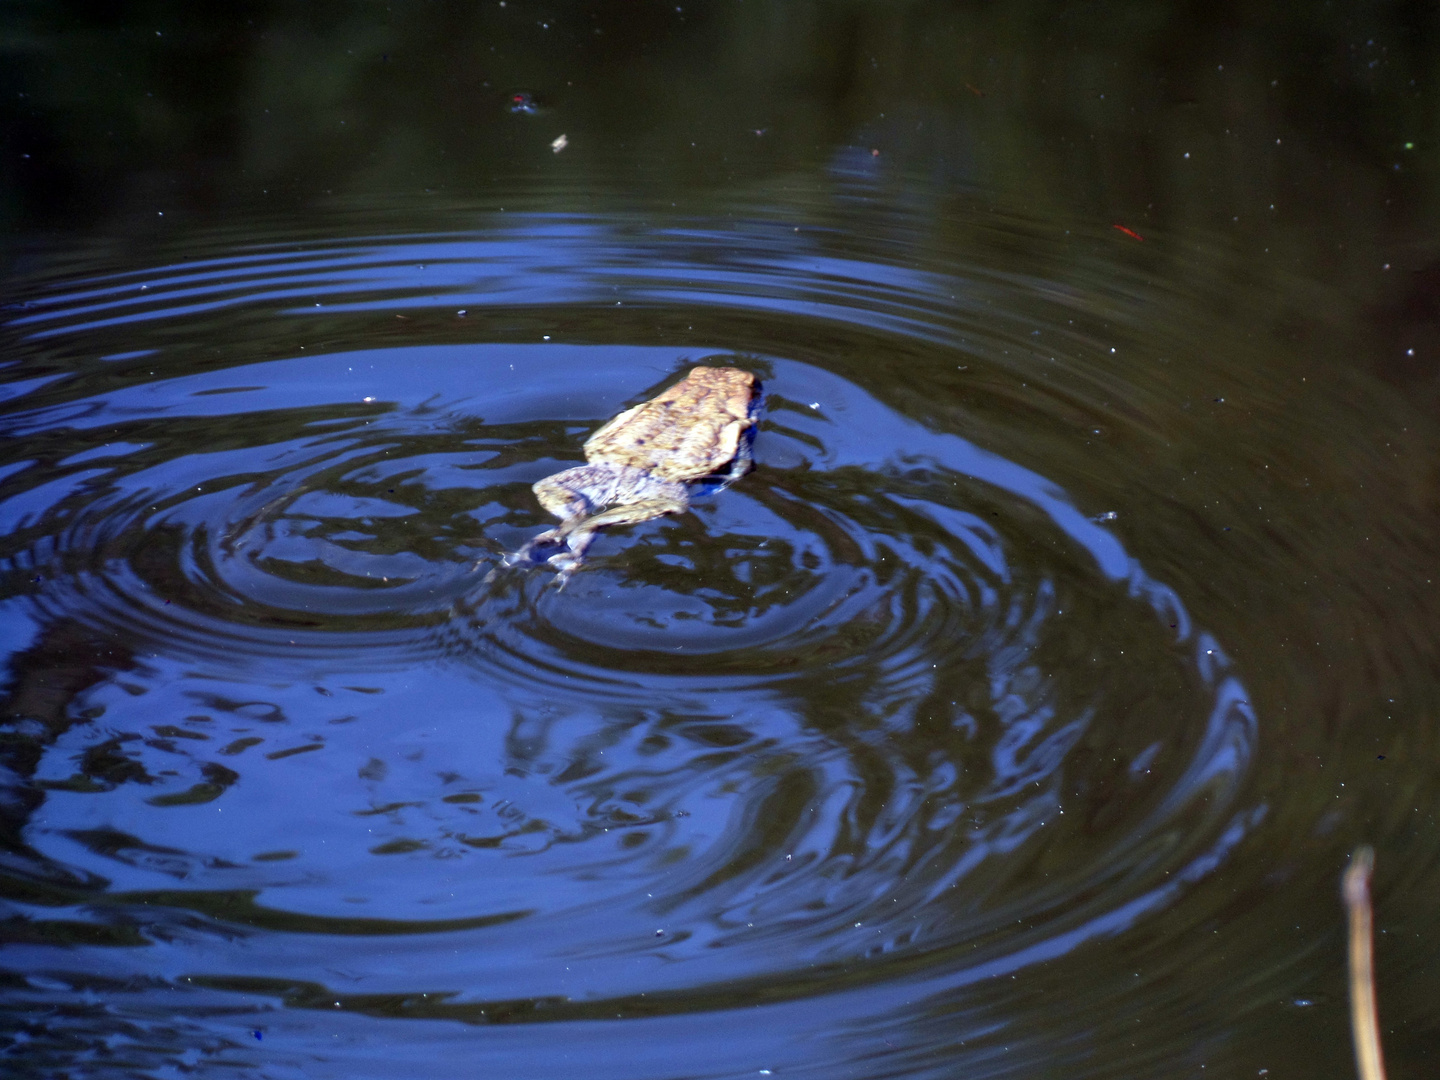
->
(709, 411), (758, 493)
(716, 428), (754, 490)
(545, 492), (690, 586)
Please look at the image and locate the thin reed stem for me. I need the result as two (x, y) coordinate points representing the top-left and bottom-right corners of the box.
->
(1342, 847), (1386, 1080)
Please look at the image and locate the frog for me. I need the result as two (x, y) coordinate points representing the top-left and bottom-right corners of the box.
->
(508, 365), (759, 584)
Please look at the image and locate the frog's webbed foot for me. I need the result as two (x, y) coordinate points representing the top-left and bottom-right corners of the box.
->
(489, 518), (598, 588)
(543, 547), (585, 590)
(482, 524), (568, 585)
(503, 526), (568, 569)
(526, 523), (596, 589)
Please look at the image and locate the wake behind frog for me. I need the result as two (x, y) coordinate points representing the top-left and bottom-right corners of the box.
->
(511, 366), (758, 583)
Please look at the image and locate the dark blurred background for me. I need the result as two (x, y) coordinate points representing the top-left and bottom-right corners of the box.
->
(5, 1), (1438, 405)
(0, 1), (1433, 235)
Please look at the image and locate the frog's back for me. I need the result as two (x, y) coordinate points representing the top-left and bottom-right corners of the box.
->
(584, 367), (755, 482)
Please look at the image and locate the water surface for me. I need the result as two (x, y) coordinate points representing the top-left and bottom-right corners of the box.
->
(2, 4), (1439, 1078)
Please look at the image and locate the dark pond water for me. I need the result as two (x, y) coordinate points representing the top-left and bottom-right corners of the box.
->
(2, 3), (1438, 1078)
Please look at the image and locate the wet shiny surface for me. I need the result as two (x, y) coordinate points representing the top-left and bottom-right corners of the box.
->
(3, 4), (1440, 1078)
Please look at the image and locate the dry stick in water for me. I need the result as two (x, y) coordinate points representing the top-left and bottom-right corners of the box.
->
(1342, 847), (1386, 1080)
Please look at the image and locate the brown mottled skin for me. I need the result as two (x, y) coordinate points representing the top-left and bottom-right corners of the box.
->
(511, 366), (758, 582)
(581, 366), (756, 480)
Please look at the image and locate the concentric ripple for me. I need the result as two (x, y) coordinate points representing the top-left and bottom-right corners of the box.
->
(0, 216), (1256, 1046)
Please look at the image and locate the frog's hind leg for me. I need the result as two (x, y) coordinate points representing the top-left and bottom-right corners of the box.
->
(498, 466), (604, 570)
(545, 493), (689, 587)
